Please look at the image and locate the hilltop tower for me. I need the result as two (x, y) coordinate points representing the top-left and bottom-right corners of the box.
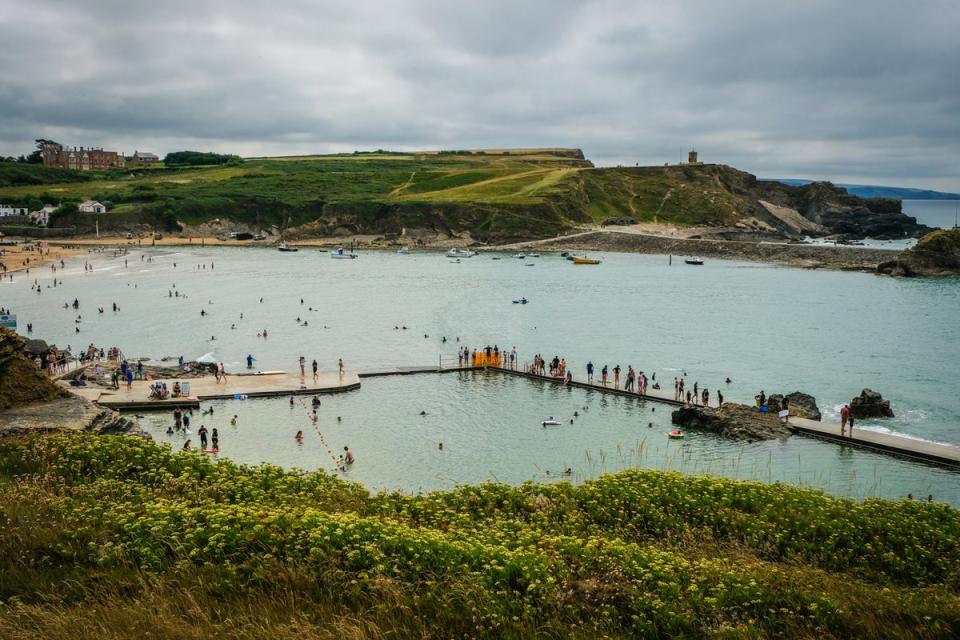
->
(687, 149), (699, 165)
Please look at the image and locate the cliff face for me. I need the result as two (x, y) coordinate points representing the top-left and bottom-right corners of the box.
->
(877, 228), (960, 277)
(575, 164), (930, 240)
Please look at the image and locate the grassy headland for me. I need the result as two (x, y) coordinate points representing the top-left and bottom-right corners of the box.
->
(1, 149), (920, 245)
(1, 432), (958, 638)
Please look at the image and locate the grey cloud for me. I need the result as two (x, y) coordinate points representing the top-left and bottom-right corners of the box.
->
(0, 0), (957, 190)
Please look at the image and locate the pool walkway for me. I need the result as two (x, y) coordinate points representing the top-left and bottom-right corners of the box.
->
(65, 362), (960, 468)
(486, 365), (960, 469)
(63, 370), (361, 411)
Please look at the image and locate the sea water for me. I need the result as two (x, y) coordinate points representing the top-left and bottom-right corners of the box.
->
(2, 246), (959, 501)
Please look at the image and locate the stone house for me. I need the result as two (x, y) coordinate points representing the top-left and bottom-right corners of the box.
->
(78, 201), (106, 214)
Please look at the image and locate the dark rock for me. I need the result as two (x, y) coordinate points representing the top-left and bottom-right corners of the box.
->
(671, 403), (792, 442)
(601, 217), (636, 227)
(849, 388), (894, 418)
(877, 228), (960, 277)
(765, 391), (821, 421)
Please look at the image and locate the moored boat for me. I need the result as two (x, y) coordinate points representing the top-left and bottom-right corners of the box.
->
(572, 256), (601, 265)
(446, 248), (477, 258)
(277, 243), (298, 252)
(685, 257), (704, 265)
(331, 247), (358, 259)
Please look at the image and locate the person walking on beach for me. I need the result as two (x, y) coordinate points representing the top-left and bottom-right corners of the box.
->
(299, 356), (306, 378)
(217, 362), (226, 383)
(312, 359), (318, 382)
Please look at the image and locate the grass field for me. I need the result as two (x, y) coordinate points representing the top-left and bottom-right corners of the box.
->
(0, 151), (768, 240)
(1, 432), (958, 639)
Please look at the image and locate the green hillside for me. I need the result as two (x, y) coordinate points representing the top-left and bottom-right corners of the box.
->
(0, 152), (919, 241)
(0, 151), (595, 240)
(1, 432), (958, 638)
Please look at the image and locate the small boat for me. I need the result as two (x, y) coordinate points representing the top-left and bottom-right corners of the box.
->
(685, 257), (704, 265)
(278, 243), (298, 252)
(525, 263), (535, 267)
(572, 257), (601, 265)
(491, 256), (502, 260)
(668, 430), (685, 439)
(560, 252), (571, 257)
(512, 297), (529, 304)
(542, 419), (562, 427)
(446, 248), (477, 258)
(449, 258), (461, 264)
(529, 253), (541, 258)
(513, 253), (526, 259)
(331, 247), (358, 259)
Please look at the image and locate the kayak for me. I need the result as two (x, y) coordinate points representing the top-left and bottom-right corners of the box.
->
(668, 431), (684, 439)
(572, 257), (601, 265)
(542, 419), (562, 426)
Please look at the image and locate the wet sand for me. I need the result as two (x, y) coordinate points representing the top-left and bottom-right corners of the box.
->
(0, 241), (89, 275)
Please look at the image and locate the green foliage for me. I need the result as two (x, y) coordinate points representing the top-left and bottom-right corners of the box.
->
(1, 432), (959, 638)
(163, 151), (242, 166)
(0, 163), (92, 187)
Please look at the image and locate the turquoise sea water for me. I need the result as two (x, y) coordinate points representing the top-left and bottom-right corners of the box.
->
(2, 246), (959, 502)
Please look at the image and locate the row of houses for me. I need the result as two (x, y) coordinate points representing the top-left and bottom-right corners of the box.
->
(41, 142), (159, 170)
(0, 201), (106, 226)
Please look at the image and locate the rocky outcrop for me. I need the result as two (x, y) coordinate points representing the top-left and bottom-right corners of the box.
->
(671, 403), (792, 442)
(765, 392), (821, 421)
(849, 389), (894, 419)
(0, 328), (65, 410)
(0, 328), (140, 436)
(877, 228), (960, 277)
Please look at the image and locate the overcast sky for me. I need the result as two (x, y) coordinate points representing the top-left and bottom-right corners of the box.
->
(1, 0), (957, 189)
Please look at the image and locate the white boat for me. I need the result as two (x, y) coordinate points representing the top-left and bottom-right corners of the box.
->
(277, 243), (298, 252)
(685, 257), (704, 265)
(513, 253), (526, 259)
(446, 248), (477, 258)
(331, 247), (358, 259)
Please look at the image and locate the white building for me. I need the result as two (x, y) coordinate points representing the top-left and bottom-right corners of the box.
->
(78, 200), (106, 214)
(0, 204), (28, 217)
(29, 204), (56, 227)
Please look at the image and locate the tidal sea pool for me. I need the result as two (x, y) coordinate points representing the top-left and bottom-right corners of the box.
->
(3, 245), (959, 502)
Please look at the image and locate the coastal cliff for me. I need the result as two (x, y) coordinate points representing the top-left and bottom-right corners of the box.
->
(0, 150), (931, 244)
(877, 228), (960, 277)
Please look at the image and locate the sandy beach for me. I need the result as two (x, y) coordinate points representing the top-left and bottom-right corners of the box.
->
(0, 240), (90, 275)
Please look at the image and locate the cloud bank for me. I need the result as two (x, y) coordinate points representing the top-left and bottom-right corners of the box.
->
(1, 0), (957, 189)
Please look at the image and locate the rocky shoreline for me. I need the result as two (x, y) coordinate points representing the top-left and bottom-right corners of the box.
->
(506, 230), (900, 271)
